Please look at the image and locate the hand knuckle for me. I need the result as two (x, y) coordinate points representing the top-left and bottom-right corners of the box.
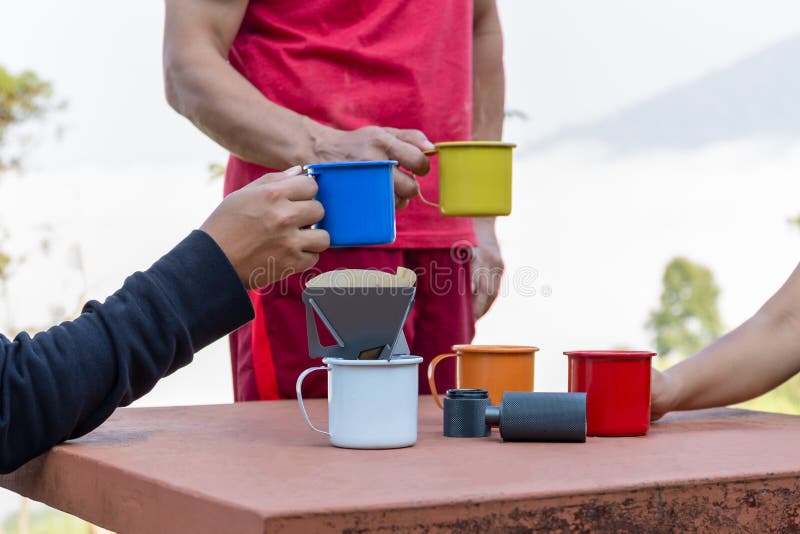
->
(311, 200), (325, 220)
(361, 125), (381, 136)
(374, 130), (394, 148)
(274, 210), (295, 228)
(284, 234), (302, 252)
(305, 176), (319, 195)
(303, 253), (319, 270)
(262, 186), (283, 203)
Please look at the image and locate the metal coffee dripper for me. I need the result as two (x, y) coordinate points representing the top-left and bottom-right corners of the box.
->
(303, 285), (415, 361)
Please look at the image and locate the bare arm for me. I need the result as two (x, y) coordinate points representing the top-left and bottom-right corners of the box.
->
(472, 0), (505, 142)
(162, 0), (429, 205)
(0, 167), (328, 473)
(471, 0), (506, 319)
(163, 0), (311, 168)
(652, 262), (800, 418)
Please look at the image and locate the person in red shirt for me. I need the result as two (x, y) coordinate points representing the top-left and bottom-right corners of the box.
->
(163, 0), (507, 400)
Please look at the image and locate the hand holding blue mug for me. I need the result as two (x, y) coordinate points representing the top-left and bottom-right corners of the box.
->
(305, 160), (398, 247)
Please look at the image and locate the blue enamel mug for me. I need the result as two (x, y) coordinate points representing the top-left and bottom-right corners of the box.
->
(304, 160), (397, 247)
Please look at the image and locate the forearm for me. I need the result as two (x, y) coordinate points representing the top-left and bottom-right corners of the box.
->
(472, 0), (505, 142)
(164, 48), (329, 169)
(473, 216), (498, 243)
(666, 264), (800, 411)
(0, 231), (252, 472)
(472, 0), (505, 235)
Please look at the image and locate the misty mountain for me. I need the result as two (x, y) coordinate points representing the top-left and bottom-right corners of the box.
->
(531, 35), (800, 154)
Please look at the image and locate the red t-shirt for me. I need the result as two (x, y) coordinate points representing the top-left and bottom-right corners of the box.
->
(224, 0), (476, 248)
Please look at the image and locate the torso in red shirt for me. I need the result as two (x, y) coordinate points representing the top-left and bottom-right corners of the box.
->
(225, 0), (476, 248)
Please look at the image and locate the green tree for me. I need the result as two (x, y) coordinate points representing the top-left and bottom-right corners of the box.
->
(0, 66), (56, 174)
(0, 66), (57, 281)
(0, 65), (100, 532)
(646, 257), (724, 360)
(208, 161), (226, 181)
(0, 66), (59, 334)
(1, 67), (56, 337)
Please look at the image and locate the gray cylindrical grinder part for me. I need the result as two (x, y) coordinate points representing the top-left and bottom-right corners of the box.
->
(498, 392), (586, 442)
(485, 405), (500, 426)
(443, 389), (491, 437)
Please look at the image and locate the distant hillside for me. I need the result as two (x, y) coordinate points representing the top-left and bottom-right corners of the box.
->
(532, 34), (800, 153)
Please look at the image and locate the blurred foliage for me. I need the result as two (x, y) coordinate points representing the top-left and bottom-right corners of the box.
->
(646, 257), (724, 359)
(736, 373), (800, 415)
(0, 66), (59, 174)
(208, 162), (225, 181)
(0, 65), (57, 283)
(2, 505), (93, 534)
(504, 108), (528, 121)
(790, 214), (800, 228)
(0, 250), (9, 279)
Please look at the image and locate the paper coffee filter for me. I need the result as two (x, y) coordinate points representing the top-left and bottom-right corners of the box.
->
(306, 267), (417, 288)
(395, 267), (417, 287)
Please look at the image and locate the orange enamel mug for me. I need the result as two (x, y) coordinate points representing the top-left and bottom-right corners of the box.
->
(427, 345), (538, 408)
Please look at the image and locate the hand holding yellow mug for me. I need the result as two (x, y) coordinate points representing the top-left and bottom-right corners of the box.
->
(419, 141), (516, 216)
(427, 344), (538, 408)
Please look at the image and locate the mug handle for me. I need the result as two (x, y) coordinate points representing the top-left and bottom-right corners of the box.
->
(299, 167), (319, 230)
(427, 353), (457, 409)
(404, 152), (440, 209)
(296, 365), (330, 435)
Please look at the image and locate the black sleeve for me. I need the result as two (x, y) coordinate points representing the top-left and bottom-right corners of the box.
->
(0, 230), (254, 473)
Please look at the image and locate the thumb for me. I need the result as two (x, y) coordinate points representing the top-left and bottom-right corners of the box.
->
(248, 165), (304, 188)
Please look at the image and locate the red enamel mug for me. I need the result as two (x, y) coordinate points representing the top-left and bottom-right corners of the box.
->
(564, 350), (656, 437)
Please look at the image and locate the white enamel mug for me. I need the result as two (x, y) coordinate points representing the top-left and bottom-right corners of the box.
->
(296, 356), (423, 449)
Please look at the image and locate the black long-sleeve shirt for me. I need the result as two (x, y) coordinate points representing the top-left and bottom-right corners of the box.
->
(0, 230), (253, 473)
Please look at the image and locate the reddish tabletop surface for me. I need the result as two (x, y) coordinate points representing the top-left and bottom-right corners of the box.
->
(3, 399), (800, 533)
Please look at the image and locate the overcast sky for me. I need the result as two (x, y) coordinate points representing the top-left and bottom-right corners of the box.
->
(2, 1), (800, 169)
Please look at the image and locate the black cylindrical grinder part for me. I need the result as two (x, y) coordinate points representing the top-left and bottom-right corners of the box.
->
(498, 392), (587, 442)
(443, 389), (491, 437)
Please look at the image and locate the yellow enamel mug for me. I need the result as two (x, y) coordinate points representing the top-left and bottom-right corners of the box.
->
(424, 141), (516, 216)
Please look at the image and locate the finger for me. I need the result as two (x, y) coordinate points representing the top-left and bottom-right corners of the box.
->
(287, 200), (325, 227)
(383, 127), (435, 152)
(283, 165), (304, 176)
(276, 174), (319, 201)
(382, 134), (431, 176)
(473, 292), (489, 320)
(297, 228), (331, 253)
(484, 291), (500, 312)
(249, 165), (304, 187)
(395, 195), (410, 210)
(473, 277), (500, 320)
(392, 168), (419, 202)
(473, 276), (484, 316)
(297, 251), (321, 272)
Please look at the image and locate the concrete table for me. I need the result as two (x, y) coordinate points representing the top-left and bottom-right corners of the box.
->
(2, 399), (800, 533)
